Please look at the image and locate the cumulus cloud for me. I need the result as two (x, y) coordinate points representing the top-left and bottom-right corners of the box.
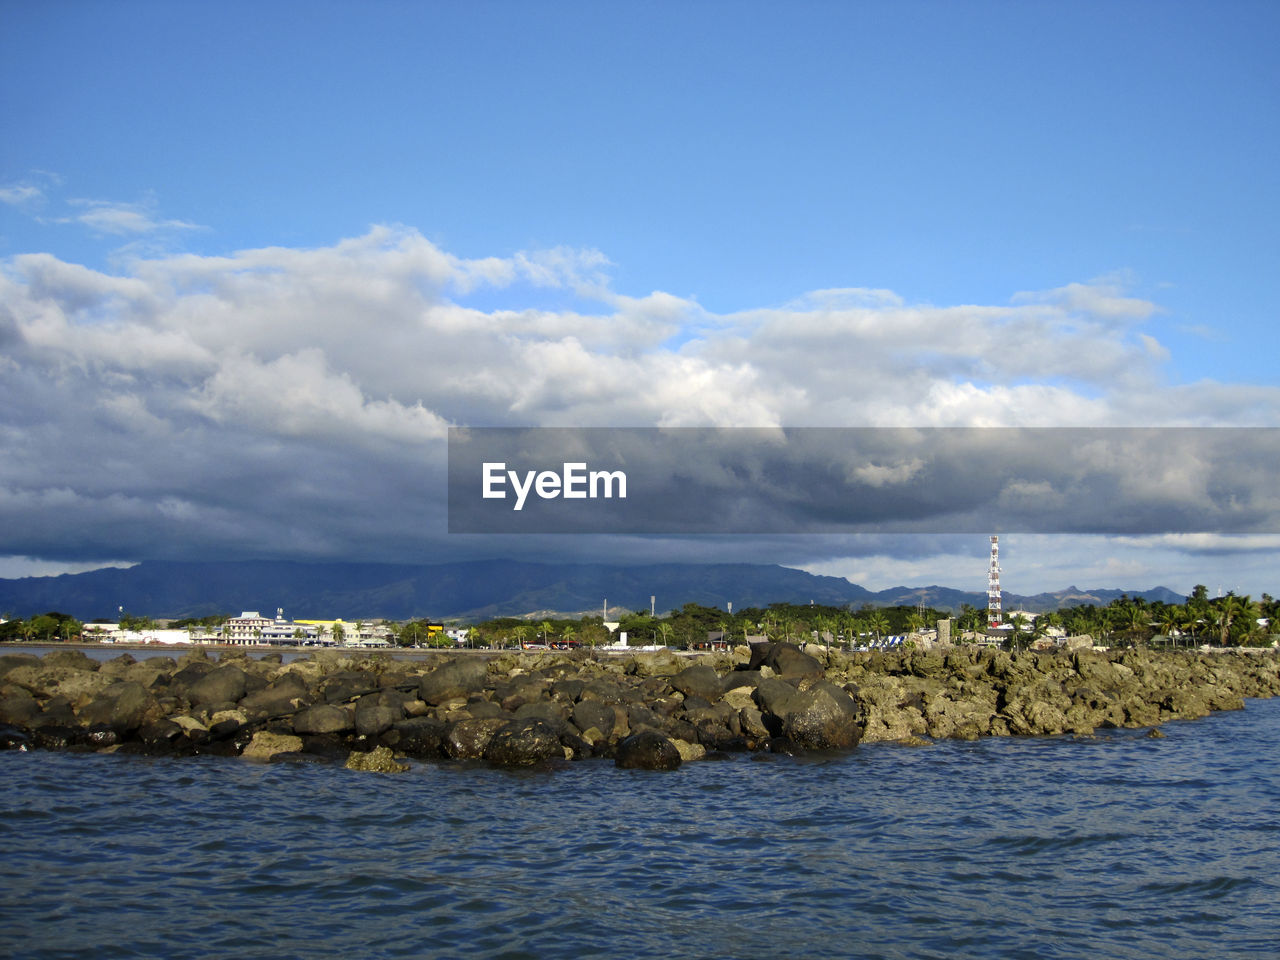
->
(2, 226), (1279, 578)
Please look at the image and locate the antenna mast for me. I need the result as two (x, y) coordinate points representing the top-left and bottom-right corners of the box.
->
(987, 535), (1002, 628)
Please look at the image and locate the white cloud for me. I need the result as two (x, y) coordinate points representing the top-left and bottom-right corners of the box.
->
(2, 226), (1279, 582)
(62, 198), (202, 236)
(0, 184), (43, 206)
(1012, 279), (1159, 323)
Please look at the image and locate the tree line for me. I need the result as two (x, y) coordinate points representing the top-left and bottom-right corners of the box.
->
(3, 586), (1274, 650)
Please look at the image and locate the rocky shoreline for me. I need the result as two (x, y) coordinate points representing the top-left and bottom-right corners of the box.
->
(2, 643), (1279, 771)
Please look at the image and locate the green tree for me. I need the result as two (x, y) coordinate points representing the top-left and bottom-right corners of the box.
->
(1006, 612), (1030, 652)
(866, 610), (889, 643)
(1212, 593), (1247, 647)
(29, 614), (60, 641)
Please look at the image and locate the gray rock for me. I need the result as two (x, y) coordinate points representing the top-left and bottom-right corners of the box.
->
(572, 700), (615, 738)
(239, 674), (312, 719)
(752, 642), (824, 680)
(0, 653), (41, 679)
(0, 689), (41, 726)
(187, 664), (248, 707)
(753, 676), (802, 718)
(344, 745), (408, 773)
(242, 730), (304, 761)
(419, 659), (489, 705)
(354, 697), (404, 737)
(625, 650), (684, 677)
(292, 704), (353, 735)
(483, 718), (563, 766)
(671, 665), (724, 702)
(464, 699), (504, 719)
(579, 679), (626, 703)
(782, 681), (863, 750)
(383, 716), (448, 758)
(76, 681), (153, 733)
(43, 649), (100, 673)
(513, 700), (567, 732)
(444, 717), (508, 759)
(615, 730), (682, 770)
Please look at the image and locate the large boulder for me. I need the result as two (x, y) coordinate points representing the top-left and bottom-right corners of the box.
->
(512, 700), (567, 732)
(292, 704), (354, 735)
(76, 681), (153, 733)
(572, 700), (615, 738)
(578, 679), (626, 703)
(615, 730), (682, 770)
(321, 672), (380, 704)
(383, 716), (448, 758)
(671, 665), (724, 702)
(187, 664), (248, 707)
(444, 717), (508, 759)
(753, 676), (802, 718)
(354, 695), (405, 737)
(419, 659), (489, 705)
(781, 681), (863, 750)
(239, 673), (313, 720)
(750, 642), (824, 680)
(483, 718), (563, 766)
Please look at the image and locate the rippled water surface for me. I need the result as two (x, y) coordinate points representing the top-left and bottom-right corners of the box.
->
(4, 700), (1280, 960)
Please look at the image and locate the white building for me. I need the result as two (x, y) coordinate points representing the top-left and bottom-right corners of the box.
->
(222, 609), (320, 645)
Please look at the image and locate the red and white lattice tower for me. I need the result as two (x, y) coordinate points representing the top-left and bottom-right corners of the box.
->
(987, 535), (1002, 628)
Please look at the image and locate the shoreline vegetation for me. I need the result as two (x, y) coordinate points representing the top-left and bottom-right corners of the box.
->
(3, 642), (1279, 771)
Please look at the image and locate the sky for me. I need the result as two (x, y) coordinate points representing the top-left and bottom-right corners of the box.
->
(2, 0), (1279, 598)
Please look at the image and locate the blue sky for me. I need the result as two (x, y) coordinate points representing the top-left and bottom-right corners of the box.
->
(2, 1), (1278, 598)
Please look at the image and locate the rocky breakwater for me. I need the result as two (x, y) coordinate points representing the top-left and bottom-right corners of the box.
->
(0, 643), (1277, 771)
(830, 645), (1280, 742)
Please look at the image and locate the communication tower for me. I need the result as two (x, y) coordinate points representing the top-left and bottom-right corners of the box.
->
(987, 535), (1002, 628)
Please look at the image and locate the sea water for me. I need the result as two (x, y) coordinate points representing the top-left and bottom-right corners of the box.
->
(3, 698), (1279, 960)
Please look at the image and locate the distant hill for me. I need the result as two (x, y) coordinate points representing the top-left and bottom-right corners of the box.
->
(0, 559), (1187, 622)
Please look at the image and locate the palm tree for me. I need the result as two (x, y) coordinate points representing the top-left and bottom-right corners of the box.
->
(512, 624), (530, 649)
(539, 620), (553, 645)
(1153, 606), (1182, 645)
(1007, 612), (1030, 652)
(1030, 614), (1053, 648)
(560, 624), (577, 648)
(815, 615), (832, 655)
(1213, 594), (1247, 647)
(1117, 603), (1148, 645)
(866, 610), (889, 644)
(656, 621), (672, 647)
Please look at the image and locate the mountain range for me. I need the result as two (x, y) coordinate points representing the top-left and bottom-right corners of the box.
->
(0, 560), (1186, 622)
